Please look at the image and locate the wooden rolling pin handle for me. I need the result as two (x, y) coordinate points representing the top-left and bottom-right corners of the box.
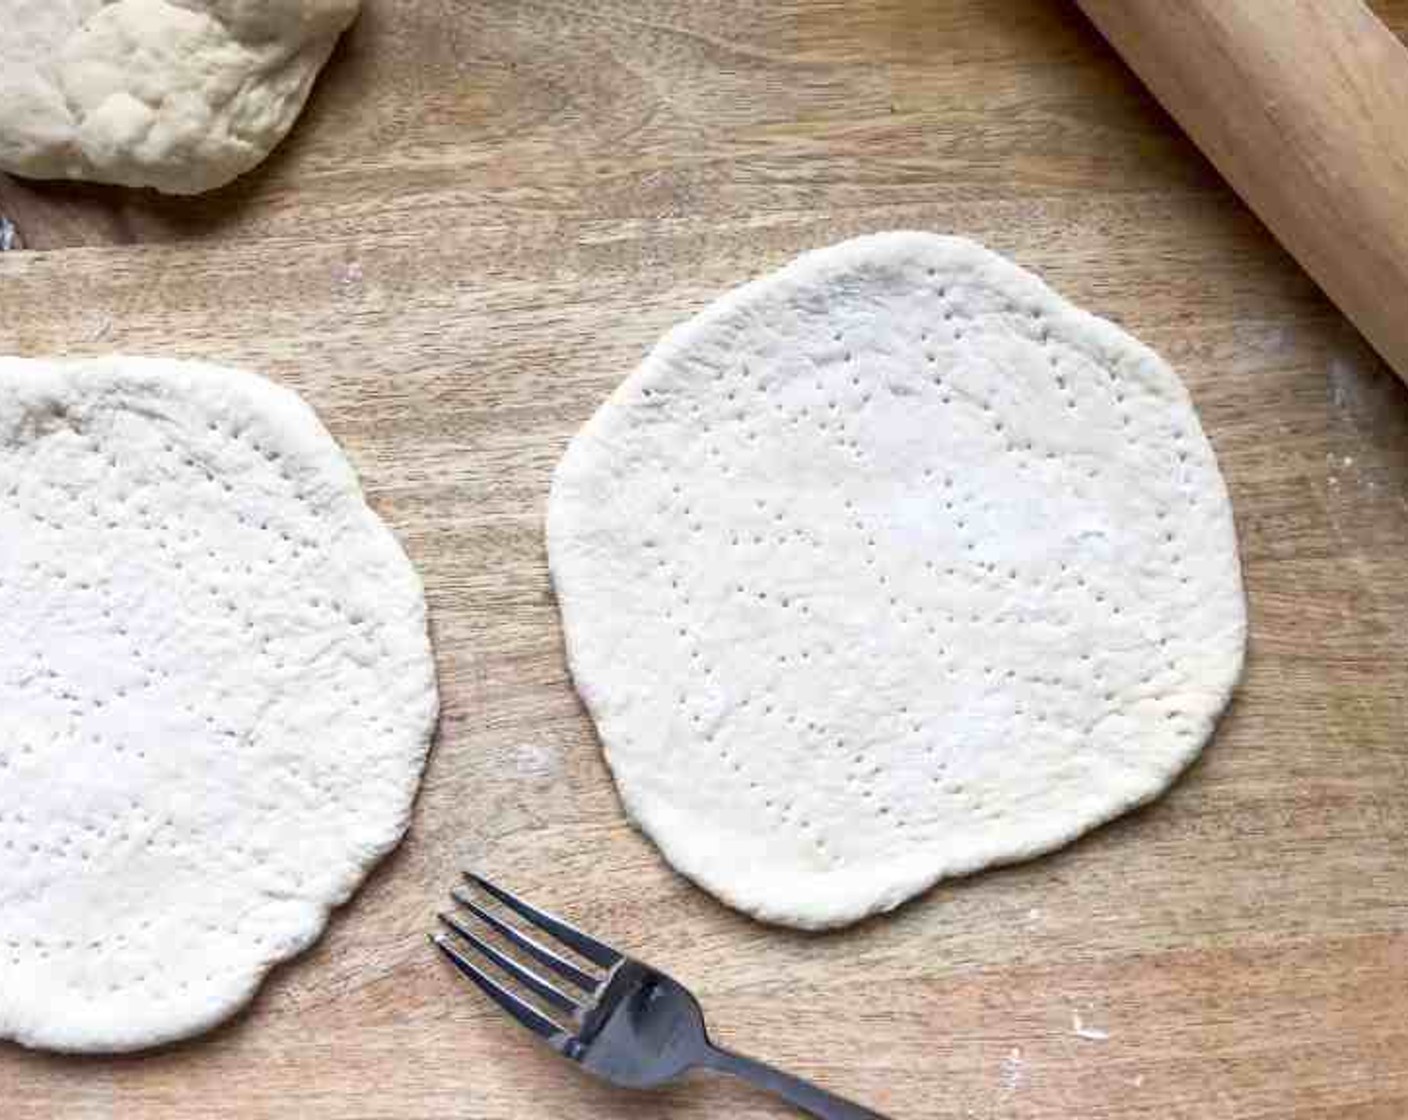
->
(1076, 0), (1408, 383)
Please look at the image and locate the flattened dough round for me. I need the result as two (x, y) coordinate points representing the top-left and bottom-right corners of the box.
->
(548, 233), (1246, 929)
(0, 356), (437, 1051)
(0, 0), (358, 194)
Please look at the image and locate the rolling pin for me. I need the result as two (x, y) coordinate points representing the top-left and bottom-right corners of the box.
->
(1076, 0), (1408, 383)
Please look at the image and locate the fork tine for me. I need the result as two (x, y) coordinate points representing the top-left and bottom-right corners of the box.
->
(437, 910), (580, 1015)
(430, 933), (567, 1045)
(452, 888), (599, 993)
(465, 873), (623, 970)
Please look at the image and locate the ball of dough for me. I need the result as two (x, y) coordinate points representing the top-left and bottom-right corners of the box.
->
(0, 355), (437, 1051)
(0, 0), (359, 194)
(548, 233), (1247, 929)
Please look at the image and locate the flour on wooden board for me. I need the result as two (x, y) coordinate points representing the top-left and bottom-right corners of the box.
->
(548, 232), (1246, 929)
(1000, 1047), (1025, 1090)
(1072, 1011), (1111, 1042)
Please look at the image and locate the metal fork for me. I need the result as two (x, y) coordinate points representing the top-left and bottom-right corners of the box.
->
(431, 873), (890, 1119)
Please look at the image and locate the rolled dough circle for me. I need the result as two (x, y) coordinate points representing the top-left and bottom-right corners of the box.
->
(0, 0), (359, 194)
(0, 356), (437, 1051)
(548, 233), (1246, 930)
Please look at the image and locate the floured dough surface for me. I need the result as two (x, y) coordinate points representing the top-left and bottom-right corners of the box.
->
(0, 0), (359, 194)
(0, 356), (437, 1051)
(548, 232), (1246, 930)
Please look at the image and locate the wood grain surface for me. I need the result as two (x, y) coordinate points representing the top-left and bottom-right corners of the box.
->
(3, 2), (1408, 1118)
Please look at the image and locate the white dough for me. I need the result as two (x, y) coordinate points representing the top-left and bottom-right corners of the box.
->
(0, 0), (359, 194)
(548, 233), (1246, 930)
(0, 356), (437, 1051)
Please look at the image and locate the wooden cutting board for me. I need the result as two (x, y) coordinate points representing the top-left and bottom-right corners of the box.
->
(3, 3), (1407, 1117)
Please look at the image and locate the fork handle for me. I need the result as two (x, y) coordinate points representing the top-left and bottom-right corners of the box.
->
(699, 1045), (889, 1120)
